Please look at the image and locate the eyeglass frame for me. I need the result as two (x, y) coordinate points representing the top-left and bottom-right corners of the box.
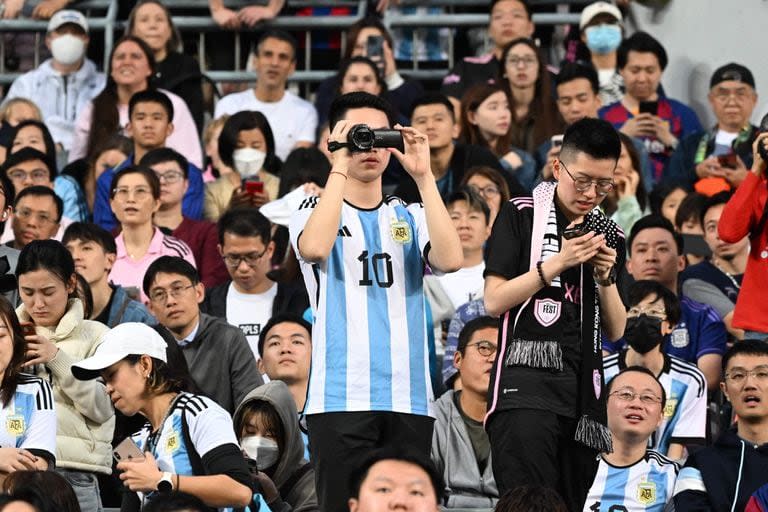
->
(559, 161), (615, 196)
(608, 388), (663, 405)
(505, 56), (538, 68)
(7, 168), (50, 183)
(154, 170), (185, 185)
(724, 365), (768, 384)
(222, 247), (269, 269)
(468, 184), (501, 198)
(14, 207), (57, 226)
(464, 340), (498, 357)
(111, 186), (154, 201)
(149, 283), (196, 303)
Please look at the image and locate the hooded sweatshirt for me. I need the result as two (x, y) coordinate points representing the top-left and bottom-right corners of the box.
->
(674, 427), (768, 511)
(431, 390), (498, 509)
(234, 381), (319, 512)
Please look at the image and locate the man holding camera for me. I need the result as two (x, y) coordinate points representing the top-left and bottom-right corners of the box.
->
(666, 63), (759, 192)
(483, 117), (626, 511)
(289, 92), (462, 512)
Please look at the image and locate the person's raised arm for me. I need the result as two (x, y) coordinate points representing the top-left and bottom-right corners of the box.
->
(388, 125), (462, 273)
(296, 121), (353, 263)
(208, 0), (241, 29)
(719, 132), (768, 243)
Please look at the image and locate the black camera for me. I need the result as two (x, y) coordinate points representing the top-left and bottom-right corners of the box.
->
(339, 124), (404, 153)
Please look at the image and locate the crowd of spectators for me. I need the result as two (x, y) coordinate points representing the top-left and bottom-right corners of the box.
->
(0, 0), (767, 511)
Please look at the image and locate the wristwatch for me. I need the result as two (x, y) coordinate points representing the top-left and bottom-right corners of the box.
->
(157, 472), (173, 493)
(594, 266), (617, 286)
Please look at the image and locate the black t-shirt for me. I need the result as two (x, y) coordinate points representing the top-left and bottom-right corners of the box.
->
(441, 55), (500, 100)
(93, 285), (116, 326)
(484, 196), (585, 417)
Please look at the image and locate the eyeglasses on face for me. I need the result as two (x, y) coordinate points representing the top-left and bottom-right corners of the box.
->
(466, 340), (497, 357)
(609, 389), (662, 405)
(112, 186), (153, 201)
(222, 248), (268, 269)
(725, 366), (768, 384)
(560, 161), (614, 196)
(149, 283), (195, 303)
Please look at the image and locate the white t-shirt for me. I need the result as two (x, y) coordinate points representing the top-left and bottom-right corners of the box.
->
(226, 282), (278, 360)
(214, 89), (318, 161)
(435, 262), (485, 309)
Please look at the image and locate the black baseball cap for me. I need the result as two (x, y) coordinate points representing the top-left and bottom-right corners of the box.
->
(710, 63), (755, 89)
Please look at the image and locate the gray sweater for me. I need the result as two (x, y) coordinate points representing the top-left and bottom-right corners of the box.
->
(431, 390), (498, 509)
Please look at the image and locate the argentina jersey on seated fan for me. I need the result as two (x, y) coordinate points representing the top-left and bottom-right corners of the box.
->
(584, 451), (679, 512)
(0, 374), (55, 457)
(289, 195), (434, 416)
(604, 352), (707, 455)
(132, 393), (240, 505)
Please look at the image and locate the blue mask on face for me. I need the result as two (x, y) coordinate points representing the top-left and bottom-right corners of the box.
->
(585, 25), (622, 55)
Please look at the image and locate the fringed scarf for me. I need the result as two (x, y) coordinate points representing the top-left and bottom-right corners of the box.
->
(511, 181), (612, 453)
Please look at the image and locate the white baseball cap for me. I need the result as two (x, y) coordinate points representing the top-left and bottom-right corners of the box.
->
(72, 323), (167, 380)
(579, 1), (623, 29)
(47, 10), (88, 34)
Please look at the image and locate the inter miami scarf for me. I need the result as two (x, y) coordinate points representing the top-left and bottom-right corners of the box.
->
(515, 181), (612, 453)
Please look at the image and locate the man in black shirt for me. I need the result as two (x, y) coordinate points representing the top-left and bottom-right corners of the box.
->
(483, 117), (626, 510)
(395, 93), (524, 204)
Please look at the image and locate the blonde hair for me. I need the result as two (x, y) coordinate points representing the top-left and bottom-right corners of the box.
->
(203, 115), (230, 146)
(0, 98), (42, 124)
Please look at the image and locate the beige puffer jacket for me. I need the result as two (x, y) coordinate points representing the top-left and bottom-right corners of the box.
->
(16, 299), (115, 473)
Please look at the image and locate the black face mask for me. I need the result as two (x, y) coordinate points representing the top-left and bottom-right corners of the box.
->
(624, 314), (664, 354)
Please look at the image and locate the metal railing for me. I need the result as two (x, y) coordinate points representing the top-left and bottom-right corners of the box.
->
(0, 0), (582, 94)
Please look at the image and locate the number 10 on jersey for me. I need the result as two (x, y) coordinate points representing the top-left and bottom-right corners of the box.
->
(357, 250), (394, 288)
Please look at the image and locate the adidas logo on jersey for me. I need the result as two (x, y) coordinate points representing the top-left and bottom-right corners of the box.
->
(337, 226), (352, 237)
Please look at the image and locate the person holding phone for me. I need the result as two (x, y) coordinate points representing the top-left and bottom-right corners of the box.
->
(314, 17), (425, 128)
(599, 32), (702, 184)
(483, 118), (626, 511)
(72, 322), (254, 511)
(205, 111), (280, 222)
(666, 63), (759, 192)
(15, 239), (113, 511)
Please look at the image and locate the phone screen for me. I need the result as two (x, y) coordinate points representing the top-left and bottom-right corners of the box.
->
(366, 35), (385, 77)
(244, 181), (264, 195)
(639, 101), (658, 115)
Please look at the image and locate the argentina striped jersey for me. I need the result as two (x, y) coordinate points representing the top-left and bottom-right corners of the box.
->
(0, 374), (55, 457)
(289, 196), (434, 416)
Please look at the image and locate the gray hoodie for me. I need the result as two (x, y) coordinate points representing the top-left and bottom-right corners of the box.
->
(234, 381), (319, 512)
(431, 390), (498, 509)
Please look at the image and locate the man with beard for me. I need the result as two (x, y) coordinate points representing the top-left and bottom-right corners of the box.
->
(603, 280), (707, 460)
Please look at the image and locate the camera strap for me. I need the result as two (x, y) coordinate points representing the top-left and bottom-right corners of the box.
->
(327, 141), (348, 153)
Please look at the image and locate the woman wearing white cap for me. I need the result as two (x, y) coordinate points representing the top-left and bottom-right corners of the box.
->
(15, 239), (113, 511)
(72, 323), (253, 511)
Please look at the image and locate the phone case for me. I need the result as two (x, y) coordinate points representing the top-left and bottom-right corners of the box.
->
(580, 210), (621, 250)
(113, 437), (145, 462)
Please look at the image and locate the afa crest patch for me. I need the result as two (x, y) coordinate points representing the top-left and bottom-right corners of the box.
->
(534, 298), (561, 327)
(390, 220), (411, 244)
(6, 415), (24, 436)
(637, 480), (656, 505)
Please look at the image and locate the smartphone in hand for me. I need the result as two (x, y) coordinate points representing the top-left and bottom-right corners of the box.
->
(113, 437), (145, 463)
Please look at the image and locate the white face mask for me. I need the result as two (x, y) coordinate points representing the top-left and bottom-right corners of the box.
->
(241, 435), (279, 470)
(233, 148), (266, 178)
(50, 34), (86, 66)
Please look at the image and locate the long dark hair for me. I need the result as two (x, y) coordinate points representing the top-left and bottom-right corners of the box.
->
(87, 35), (156, 162)
(3, 471), (81, 512)
(459, 83), (514, 158)
(500, 38), (564, 152)
(0, 298), (27, 407)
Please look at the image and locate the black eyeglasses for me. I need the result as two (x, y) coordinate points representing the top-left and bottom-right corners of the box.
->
(222, 248), (268, 268)
(560, 161), (614, 196)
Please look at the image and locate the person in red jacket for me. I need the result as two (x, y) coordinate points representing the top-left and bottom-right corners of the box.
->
(719, 132), (768, 339)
